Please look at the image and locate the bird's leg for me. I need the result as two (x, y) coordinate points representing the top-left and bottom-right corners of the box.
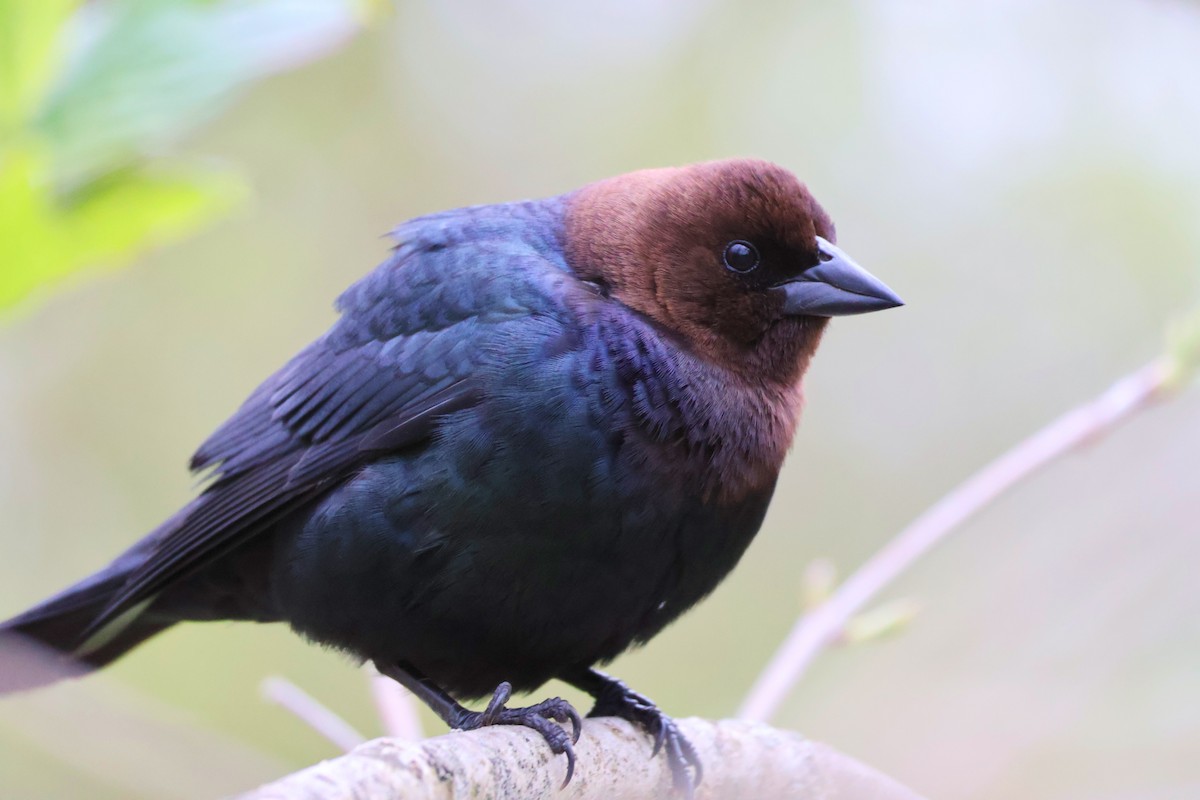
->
(561, 666), (701, 797)
(373, 660), (582, 786)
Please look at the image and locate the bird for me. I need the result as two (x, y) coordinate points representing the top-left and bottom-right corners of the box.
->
(0, 158), (901, 793)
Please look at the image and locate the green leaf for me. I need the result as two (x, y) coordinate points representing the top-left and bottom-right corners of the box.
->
(1, 0), (374, 316)
(0, 148), (245, 312)
(843, 599), (921, 645)
(799, 558), (838, 610)
(0, 0), (78, 131)
(1166, 303), (1200, 389)
(34, 0), (371, 187)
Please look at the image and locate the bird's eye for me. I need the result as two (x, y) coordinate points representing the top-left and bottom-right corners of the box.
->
(723, 240), (760, 273)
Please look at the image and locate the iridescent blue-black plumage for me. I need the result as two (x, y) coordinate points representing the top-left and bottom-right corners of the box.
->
(175, 191), (782, 696)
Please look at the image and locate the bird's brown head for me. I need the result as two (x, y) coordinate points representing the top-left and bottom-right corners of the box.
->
(564, 159), (901, 387)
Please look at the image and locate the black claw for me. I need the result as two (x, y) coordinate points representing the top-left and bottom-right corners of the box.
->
(376, 665), (581, 788)
(657, 717), (700, 797)
(678, 732), (702, 788)
(451, 683), (582, 788)
(585, 677), (701, 797)
(559, 740), (576, 789)
(480, 681), (512, 723)
(650, 719), (667, 758)
(565, 704), (583, 743)
(659, 720), (702, 798)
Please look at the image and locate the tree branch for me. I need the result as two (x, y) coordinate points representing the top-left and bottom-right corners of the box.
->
(239, 717), (924, 800)
(261, 676), (366, 752)
(738, 355), (1178, 722)
(367, 666), (425, 740)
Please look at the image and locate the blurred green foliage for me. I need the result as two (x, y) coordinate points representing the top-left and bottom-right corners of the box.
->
(0, 0), (373, 313)
(1167, 305), (1200, 388)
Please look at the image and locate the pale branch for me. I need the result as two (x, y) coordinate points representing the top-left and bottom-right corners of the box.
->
(367, 666), (425, 740)
(261, 676), (366, 753)
(739, 355), (1177, 722)
(239, 717), (925, 800)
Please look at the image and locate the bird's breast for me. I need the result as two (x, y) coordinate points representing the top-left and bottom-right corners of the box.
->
(572, 306), (802, 504)
(272, 307), (801, 694)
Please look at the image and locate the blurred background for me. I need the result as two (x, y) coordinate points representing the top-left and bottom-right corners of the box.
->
(2, 0), (1199, 797)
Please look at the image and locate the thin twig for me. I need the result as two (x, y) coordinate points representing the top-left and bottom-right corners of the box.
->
(261, 676), (367, 752)
(367, 666), (425, 739)
(739, 356), (1176, 722)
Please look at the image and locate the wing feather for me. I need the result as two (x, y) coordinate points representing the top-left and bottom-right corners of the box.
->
(83, 211), (572, 640)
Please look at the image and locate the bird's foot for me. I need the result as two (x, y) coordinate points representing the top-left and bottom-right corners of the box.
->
(453, 681), (583, 787)
(588, 677), (702, 797)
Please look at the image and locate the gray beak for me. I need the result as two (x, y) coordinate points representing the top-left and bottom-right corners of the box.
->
(775, 237), (903, 317)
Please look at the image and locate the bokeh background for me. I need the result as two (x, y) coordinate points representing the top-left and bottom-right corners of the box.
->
(2, 1), (1199, 797)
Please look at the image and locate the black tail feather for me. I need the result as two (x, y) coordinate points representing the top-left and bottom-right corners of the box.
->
(0, 563), (171, 694)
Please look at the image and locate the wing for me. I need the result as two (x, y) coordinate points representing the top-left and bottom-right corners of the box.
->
(84, 205), (574, 639)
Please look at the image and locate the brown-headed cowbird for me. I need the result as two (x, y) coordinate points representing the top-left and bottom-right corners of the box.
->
(0, 159), (901, 793)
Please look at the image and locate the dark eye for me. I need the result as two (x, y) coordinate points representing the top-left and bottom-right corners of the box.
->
(722, 240), (760, 273)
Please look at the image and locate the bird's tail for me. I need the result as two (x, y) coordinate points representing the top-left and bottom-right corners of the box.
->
(0, 552), (171, 694)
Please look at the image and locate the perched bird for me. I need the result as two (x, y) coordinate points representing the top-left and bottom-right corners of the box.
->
(0, 159), (901, 792)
